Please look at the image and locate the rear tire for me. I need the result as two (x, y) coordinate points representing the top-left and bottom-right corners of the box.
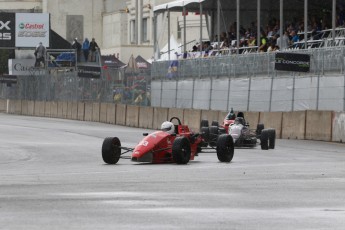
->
(256, 123), (265, 137)
(209, 126), (219, 147)
(268, 129), (276, 149)
(216, 134), (234, 162)
(260, 129), (269, 150)
(211, 120), (219, 127)
(102, 137), (121, 164)
(172, 137), (191, 164)
(200, 119), (209, 128)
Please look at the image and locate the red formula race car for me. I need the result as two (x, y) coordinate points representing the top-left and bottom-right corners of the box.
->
(102, 117), (234, 165)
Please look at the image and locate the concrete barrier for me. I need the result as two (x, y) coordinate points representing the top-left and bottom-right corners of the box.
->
(66, 102), (73, 119)
(153, 107), (168, 130)
(218, 111), (228, 125)
(332, 112), (345, 143)
(126, 105), (140, 127)
(282, 111), (306, 140)
(259, 112), (283, 138)
(44, 101), (51, 117)
(77, 102), (85, 121)
(84, 102), (93, 121)
(57, 101), (64, 118)
(50, 101), (58, 118)
(99, 103), (108, 123)
(244, 112), (260, 129)
(106, 103), (116, 124)
(139, 106), (154, 129)
(70, 102), (78, 120)
(0, 99), (5, 112)
(21, 100), (28, 115)
(14, 100), (22, 115)
(62, 101), (68, 119)
(34, 101), (45, 117)
(92, 103), (100, 122)
(183, 109), (201, 132)
(201, 110), (219, 127)
(116, 104), (127, 125)
(305, 110), (332, 141)
(7, 99), (15, 114)
(28, 101), (35, 116)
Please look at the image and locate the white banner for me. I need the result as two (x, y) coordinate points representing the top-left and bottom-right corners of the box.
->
(8, 59), (45, 76)
(15, 13), (50, 48)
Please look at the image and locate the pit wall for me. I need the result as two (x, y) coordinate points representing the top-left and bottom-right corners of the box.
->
(1, 99), (344, 143)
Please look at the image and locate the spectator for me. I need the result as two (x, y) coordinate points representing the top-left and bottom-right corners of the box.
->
(71, 38), (82, 62)
(34, 42), (46, 67)
(290, 30), (300, 47)
(82, 38), (90, 62)
(258, 31), (268, 52)
(89, 38), (99, 62)
(277, 30), (290, 50)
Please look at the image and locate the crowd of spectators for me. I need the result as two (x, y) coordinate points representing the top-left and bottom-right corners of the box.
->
(183, 7), (345, 58)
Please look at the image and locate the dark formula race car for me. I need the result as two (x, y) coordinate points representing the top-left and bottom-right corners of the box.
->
(200, 112), (276, 150)
(102, 117), (235, 165)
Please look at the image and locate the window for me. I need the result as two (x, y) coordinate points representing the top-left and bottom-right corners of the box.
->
(130, 20), (136, 44)
(177, 20), (181, 39)
(142, 18), (148, 42)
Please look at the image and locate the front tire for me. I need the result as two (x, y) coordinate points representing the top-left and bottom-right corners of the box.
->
(260, 129), (269, 150)
(268, 129), (276, 149)
(216, 134), (234, 162)
(172, 137), (191, 164)
(102, 137), (121, 164)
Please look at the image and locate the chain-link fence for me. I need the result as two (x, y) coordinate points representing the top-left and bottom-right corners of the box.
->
(0, 67), (152, 106)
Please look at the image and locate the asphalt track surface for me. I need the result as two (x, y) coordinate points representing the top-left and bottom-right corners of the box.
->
(0, 113), (344, 230)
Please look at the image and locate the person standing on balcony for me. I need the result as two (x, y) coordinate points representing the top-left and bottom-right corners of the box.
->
(82, 38), (90, 62)
(89, 38), (99, 62)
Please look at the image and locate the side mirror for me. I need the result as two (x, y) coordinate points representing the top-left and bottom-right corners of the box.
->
(225, 124), (229, 127)
(143, 133), (149, 136)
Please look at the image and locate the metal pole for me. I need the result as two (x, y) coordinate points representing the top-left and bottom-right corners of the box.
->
(168, 10), (171, 61)
(257, 0), (261, 50)
(236, 0), (240, 54)
(153, 13), (158, 60)
(200, 3), (203, 53)
(135, 0), (139, 44)
(226, 77), (231, 112)
(332, 0), (336, 46)
(217, 0), (220, 48)
(183, 6), (187, 54)
(316, 74), (320, 110)
(247, 76), (252, 111)
(280, 0), (283, 40)
(292, 73), (295, 111)
(304, 0), (308, 49)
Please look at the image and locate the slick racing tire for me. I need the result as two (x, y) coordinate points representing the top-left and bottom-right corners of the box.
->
(216, 134), (234, 162)
(209, 126), (219, 147)
(200, 119), (209, 128)
(260, 129), (269, 150)
(172, 137), (191, 164)
(256, 123), (265, 137)
(102, 137), (121, 164)
(201, 127), (210, 144)
(268, 128), (276, 149)
(211, 120), (219, 127)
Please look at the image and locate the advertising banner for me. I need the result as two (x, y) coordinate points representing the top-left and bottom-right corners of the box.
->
(15, 13), (50, 48)
(8, 59), (45, 76)
(77, 65), (101, 78)
(0, 12), (15, 48)
(275, 53), (311, 72)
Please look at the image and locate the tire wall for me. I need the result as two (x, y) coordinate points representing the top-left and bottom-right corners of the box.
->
(1, 98), (344, 143)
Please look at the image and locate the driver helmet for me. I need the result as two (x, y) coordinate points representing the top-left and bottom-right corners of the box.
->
(161, 121), (175, 134)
